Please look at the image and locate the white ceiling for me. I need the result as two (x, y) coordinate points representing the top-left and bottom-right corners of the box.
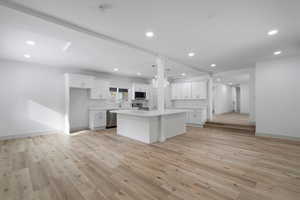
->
(0, 5), (203, 78)
(1, 0), (300, 77)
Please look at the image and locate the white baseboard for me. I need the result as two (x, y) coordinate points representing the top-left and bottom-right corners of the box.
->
(256, 132), (300, 141)
(90, 126), (106, 131)
(0, 130), (62, 141)
(70, 126), (89, 132)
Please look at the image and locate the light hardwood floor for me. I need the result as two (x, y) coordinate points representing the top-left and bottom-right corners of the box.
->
(212, 112), (251, 125)
(1, 127), (300, 200)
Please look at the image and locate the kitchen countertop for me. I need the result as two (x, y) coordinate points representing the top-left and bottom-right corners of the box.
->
(170, 107), (207, 110)
(111, 109), (189, 117)
(88, 107), (135, 111)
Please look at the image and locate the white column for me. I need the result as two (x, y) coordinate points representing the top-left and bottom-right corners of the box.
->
(156, 57), (166, 142)
(207, 73), (214, 121)
(64, 74), (70, 134)
(156, 57), (165, 112)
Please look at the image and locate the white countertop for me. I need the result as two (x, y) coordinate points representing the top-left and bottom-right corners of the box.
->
(88, 107), (135, 111)
(171, 107), (207, 110)
(111, 109), (189, 117)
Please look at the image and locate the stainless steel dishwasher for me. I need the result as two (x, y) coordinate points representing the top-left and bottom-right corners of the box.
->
(106, 110), (117, 128)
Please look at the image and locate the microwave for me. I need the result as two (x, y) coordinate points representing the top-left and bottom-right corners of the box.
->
(134, 91), (146, 100)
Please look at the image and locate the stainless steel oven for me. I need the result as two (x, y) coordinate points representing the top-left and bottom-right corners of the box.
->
(106, 110), (117, 128)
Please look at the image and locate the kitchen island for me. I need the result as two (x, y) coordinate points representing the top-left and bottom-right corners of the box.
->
(111, 109), (188, 144)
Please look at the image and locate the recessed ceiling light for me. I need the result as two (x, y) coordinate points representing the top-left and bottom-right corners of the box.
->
(268, 29), (278, 36)
(62, 42), (72, 51)
(137, 72), (141, 76)
(181, 73), (186, 76)
(188, 52), (195, 57)
(24, 54), (31, 58)
(145, 31), (154, 38)
(273, 50), (282, 55)
(26, 40), (35, 46)
(113, 68), (119, 72)
(210, 64), (216, 67)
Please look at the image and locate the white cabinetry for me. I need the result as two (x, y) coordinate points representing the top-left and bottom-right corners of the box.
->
(191, 81), (207, 99)
(68, 74), (94, 89)
(133, 84), (148, 92)
(186, 109), (207, 126)
(89, 110), (106, 130)
(171, 83), (181, 99)
(132, 83), (150, 100)
(90, 80), (109, 99)
(182, 82), (192, 99)
(171, 83), (191, 99)
(171, 81), (207, 100)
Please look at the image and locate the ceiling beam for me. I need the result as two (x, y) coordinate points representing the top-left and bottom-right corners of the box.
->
(0, 0), (209, 74)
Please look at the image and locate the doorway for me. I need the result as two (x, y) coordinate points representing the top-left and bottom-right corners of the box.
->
(211, 83), (251, 125)
(236, 86), (241, 113)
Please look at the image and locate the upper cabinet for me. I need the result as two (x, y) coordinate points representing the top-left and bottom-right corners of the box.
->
(67, 74), (94, 89)
(171, 81), (207, 100)
(191, 81), (207, 99)
(90, 80), (110, 99)
(133, 83), (149, 92)
(182, 82), (192, 99)
(171, 83), (181, 99)
(132, 83), (150, 100)
(66, 74), (110, 99)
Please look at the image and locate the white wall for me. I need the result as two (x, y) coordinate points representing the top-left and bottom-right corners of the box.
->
(256, 55), (300, 138)
(214, 84), (233, 114)
(0, 60), (148, 138)
(240, 83), (250, 114)
(232, 86), (237, 112)
(249, 69), (256, 122)
(0, 61), (65, 138)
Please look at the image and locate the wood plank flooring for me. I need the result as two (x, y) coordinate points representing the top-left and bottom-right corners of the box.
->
(212, 112), (251, 125)
(1, 127), (300, 200)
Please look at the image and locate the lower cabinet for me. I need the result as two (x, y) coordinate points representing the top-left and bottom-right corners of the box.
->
(89, 110), (106, 130)
(186, 109), (207, 126)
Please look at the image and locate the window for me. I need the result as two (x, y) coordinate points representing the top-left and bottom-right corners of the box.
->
(109, 87), (118, 98)
(118, 88), (129, 102)
(109, 87), (129, 102)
